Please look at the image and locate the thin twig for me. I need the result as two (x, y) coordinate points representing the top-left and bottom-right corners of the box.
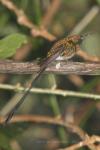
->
(0, 115), (93, 140)
(60, 135), (100, 150)
(0, 115), (99, 150)
(0, 60), (100, 75)
(77, 49), (100, 62)
(0, 83), (100, 100)
(70, 5), (100, 34)
(0, 0), (56, 41)
(42, 0), (61, 27)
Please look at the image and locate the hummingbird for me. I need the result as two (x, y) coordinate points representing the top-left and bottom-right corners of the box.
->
(4, 33), (89, 124)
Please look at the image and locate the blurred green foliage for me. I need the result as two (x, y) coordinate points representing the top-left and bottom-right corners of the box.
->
(0, 132), (12, 150)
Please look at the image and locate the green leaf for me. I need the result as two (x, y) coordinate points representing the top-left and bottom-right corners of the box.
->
(0, 33), (27, 58)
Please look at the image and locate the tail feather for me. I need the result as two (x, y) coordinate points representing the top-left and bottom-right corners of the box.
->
(4, 65), (46, 124)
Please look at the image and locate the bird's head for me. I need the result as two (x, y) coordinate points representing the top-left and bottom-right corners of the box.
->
(69, 33), (91, 45)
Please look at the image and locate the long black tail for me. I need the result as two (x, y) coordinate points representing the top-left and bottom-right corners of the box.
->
(4, 65), (46, 124)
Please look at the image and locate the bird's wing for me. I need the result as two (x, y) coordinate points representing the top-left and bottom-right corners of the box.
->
(40, 44), (65, 69)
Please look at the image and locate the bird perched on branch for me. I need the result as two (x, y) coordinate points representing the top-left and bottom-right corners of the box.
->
(4, 33), (89, 124)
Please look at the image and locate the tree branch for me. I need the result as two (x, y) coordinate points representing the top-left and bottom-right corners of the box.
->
(0, 0), (56, 41)
(0, 60), (100, 75)
(0, 83), (100, 100)
(0, 115), (99, 150)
